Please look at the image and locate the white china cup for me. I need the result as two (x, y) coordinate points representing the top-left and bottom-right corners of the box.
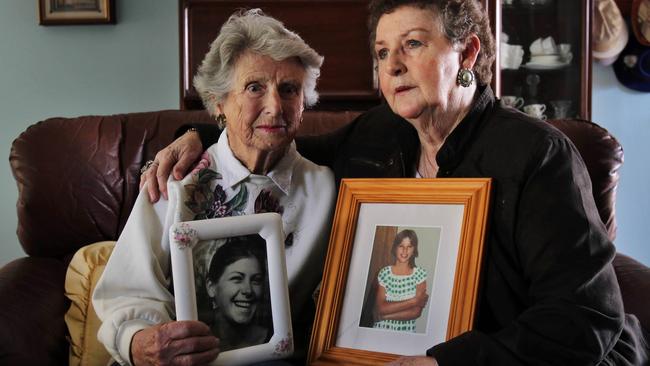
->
(500, 95), (525, 109)
(541, 36), (558, 54)
(559, 43), (571, 55)
(501, 43), (524, 69)
(530, 36), (558, 56)
(523, 103), (547, 119)
(558, 43), (573, 63)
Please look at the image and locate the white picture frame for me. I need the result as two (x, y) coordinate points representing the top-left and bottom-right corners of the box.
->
(169, 212), (293, 366)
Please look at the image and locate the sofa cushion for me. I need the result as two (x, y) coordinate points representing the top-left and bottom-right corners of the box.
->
(0, 257), (68, 366)
(65, 241), (115, 366)
(613, 253), (650, 331)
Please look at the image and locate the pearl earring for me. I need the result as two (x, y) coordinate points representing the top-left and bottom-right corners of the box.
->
(456, 67), (475, 87)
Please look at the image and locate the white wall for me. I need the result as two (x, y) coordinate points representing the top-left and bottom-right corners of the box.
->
(0, 2), (648, 267)
(592, 63), (650, 265)
(0, 1), (178, 266)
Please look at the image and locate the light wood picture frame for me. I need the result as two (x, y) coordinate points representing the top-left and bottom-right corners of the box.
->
(169, 213), (293, 366)
(38, 0), (115, 25)
(308, 178), (491, 365)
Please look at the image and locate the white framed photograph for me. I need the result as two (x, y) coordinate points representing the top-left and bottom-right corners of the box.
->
(169, 212), (293, 366)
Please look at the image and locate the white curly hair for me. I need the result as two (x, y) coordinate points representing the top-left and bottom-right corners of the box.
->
(193, 9), (324, 122)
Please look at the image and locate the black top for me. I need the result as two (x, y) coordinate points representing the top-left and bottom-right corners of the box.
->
(187, 86), (648, 365)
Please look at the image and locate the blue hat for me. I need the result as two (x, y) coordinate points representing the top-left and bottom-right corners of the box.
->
(613, 25), (650, 92)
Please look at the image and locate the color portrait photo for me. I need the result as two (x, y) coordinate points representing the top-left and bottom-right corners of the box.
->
(359, 225), (440, 334)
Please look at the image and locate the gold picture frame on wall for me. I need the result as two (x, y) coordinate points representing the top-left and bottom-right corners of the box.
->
(38, 0), (115, 25)
(308, 178), (492, 365)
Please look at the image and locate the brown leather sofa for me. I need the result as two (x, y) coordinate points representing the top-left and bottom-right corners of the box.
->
(2, 110), (649, 365)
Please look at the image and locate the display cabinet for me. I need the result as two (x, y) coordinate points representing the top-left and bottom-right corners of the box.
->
(180, 0), (377, 111)
(491, 0), (592, 120)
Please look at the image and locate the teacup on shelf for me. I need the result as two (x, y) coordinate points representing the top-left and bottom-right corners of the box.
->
(558, 43), (573, 63)
(501, 43), (524, 69)
(530, 36), (558, 55)
(500, 95), (525, 109)
(523, 103), (547, 120)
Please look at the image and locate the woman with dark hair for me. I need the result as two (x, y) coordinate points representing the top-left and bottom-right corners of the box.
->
(205, 235), (270, 352)
(373, 230), (428, 333)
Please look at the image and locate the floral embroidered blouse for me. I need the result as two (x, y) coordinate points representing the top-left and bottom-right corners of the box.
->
(93, 130), (335, 365)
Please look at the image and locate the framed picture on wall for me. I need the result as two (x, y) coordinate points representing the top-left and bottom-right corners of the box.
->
(169, 213), (293, 366)
(308, 178), (492, 365)
(38, 0), (115, 25)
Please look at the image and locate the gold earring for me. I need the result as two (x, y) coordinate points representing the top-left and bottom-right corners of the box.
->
(216, 114), (227, 128)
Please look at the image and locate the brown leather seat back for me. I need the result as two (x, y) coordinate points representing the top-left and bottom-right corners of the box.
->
(10, 110), (213, 258)
(8, 113), (623, 259)
(547, 118), (623, 241)
(9, 109), (357, 259)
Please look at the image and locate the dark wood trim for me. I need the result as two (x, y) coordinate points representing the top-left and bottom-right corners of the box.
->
(179, 0), (185, 110)
(487, 0), (501, 96)
(179, 0), (379, 111)
(581, 0), (592, 120)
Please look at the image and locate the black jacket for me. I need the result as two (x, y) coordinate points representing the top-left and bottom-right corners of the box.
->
(188, 87), (648, 365)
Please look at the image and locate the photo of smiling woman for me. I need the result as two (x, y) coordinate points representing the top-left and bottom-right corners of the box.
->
(204, 234), (272, 352)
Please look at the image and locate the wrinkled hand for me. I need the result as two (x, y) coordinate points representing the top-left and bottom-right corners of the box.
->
(140, 130), (203, 202)
(131, 320), (220, 366)
(387, 356), (438, 366)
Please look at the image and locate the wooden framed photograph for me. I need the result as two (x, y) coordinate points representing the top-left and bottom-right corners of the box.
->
(169, 212), (293, 366)
(38, 0), (115, 25)
(308, 178), (491, 365)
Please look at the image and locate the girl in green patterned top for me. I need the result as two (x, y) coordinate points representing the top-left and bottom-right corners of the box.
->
(373, 229), (429, 333)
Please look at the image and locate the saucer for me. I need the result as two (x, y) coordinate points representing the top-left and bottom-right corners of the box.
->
(530, 54), (561, 63)
(523, 60), (570, 70)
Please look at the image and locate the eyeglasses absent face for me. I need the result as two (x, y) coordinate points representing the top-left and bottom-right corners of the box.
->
(214, 256), (264, 324)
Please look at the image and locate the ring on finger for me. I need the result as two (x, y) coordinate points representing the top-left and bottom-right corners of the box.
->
(140, 160), (159, 174)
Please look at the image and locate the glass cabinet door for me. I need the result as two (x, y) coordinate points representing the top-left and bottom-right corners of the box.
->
(492, 0), (592, 120)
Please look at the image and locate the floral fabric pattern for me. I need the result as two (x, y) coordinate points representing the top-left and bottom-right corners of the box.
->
(185, 171), (294, 246)
(184, 168), (248, 220)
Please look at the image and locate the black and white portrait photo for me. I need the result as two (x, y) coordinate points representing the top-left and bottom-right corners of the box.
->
(170, 213), (293, 364)
(193, 234), (272, 352)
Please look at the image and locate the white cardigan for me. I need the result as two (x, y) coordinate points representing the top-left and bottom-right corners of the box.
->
(93, 131), (335, 365)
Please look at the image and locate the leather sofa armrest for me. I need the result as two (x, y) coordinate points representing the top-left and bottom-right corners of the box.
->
(613, 252), (650, 332)
(0, 257), (68, 366)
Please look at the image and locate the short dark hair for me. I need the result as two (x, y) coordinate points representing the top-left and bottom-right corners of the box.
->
(207, 234), (267, 283)
(368, 0), (495, 86)
(390, 229), (419, 267)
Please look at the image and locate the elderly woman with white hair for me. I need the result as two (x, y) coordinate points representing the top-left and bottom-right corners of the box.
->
(92, 9), (335, 366)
